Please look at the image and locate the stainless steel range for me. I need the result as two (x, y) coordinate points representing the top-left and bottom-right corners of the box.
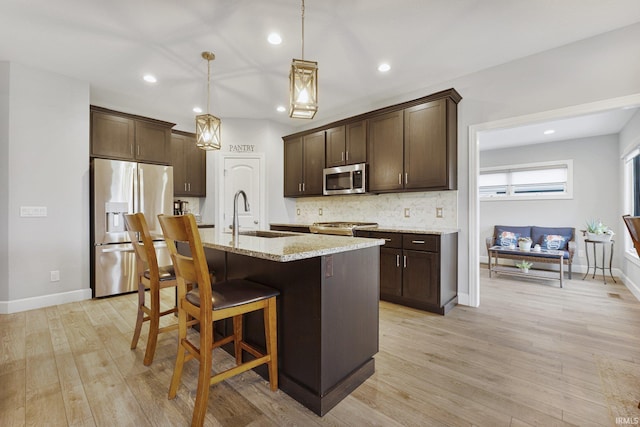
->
(309, 221), (378, 236)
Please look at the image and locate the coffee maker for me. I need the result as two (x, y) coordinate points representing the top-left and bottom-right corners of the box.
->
(173, 200), (189, 215)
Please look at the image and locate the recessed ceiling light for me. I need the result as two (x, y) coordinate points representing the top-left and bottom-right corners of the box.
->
(143, 74), (157, 83)
(378, 63), (391, 72)
(543, 129), (555, 135)
(193, 107), (202, 113)
(276, 105), (286, 113)
(268, 33), (282, 45)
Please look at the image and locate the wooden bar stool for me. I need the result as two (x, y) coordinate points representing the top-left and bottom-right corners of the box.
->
(158, 213), (279, 427)
(125, 212), (181, 366)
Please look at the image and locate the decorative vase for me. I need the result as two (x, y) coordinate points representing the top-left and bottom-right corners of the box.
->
(587, 232), (612, 242)
(519, 240), (532, 251)
(522, 268), (529, 274)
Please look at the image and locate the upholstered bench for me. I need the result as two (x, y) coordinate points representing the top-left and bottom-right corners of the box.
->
(486, 225), (576, 279)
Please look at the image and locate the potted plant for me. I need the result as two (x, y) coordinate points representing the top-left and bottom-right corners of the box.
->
(585, 219), (614, 242)
(515, 260), (533, 273)
(518, 236), (532, 251)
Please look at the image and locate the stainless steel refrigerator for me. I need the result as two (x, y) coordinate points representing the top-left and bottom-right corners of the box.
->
(91, 158), (173, 297)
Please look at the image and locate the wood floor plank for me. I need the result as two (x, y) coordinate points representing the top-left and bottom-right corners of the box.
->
(2, 270), (639, 426)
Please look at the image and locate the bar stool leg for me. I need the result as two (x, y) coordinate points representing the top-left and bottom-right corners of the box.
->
(582, 240), (590, 280)
(609, 241), (617, 284)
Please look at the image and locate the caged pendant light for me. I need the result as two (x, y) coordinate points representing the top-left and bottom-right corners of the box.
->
(196, 51), (222, 150)
(289, 0), (318, 119)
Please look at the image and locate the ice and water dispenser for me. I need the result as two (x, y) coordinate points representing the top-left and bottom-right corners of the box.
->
(105, 202), (129, 232)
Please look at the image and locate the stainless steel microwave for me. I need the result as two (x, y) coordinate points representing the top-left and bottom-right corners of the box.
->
(323, 163), (367, 195)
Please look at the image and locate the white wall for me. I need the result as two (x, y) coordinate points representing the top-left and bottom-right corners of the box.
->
(479, 135), (620, 270)
(0, 63), (9, 302)
(0, 62), (91, 313)
(197, 118), (294, 225)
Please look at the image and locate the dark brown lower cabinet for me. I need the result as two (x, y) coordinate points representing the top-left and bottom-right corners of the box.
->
(359, 230), (458, 314)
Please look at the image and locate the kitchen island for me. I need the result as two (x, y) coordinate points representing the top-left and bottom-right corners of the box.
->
(191, 228), (384, 416)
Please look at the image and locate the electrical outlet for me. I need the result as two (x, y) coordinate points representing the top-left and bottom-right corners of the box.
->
(319, 208), (323, 216)
(404, 208), (410, 218)
(50, 270), (60, 282)
(296, 208), (300, 216)
(436, 207), (443, 218)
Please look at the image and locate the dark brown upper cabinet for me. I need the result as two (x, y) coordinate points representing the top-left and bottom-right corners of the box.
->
(404, 99), (454, 190)
(325, 120), (367, 167)
(282, 88), (461, 197)
(171, 131), (206, 197)
(284, 131), (325, 197)
(90, 106), (174, 165)
(367, 111), (404, 192)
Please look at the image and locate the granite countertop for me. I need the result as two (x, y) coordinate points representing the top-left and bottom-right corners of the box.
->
(198, 228), (384, 262)
(269, 222), (459, 235)
(372, 226), (459, 235)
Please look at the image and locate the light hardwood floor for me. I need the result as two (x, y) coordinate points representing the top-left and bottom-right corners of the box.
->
(2, 270), (639, 426)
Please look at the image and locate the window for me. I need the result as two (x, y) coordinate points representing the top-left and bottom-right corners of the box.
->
(479, 160), (573, 200)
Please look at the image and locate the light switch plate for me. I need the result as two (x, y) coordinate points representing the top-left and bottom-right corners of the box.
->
(436, 207), (443, 218)
(404, 208), (410, 218)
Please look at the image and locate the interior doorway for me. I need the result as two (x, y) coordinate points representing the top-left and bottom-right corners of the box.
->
(468, 93), (640, 307)
(215, 153), (266, 232)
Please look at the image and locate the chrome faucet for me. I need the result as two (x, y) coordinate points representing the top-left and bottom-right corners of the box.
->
(232, 190), (250, 240)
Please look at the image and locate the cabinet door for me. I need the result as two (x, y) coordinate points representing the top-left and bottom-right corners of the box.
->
(325, 126), (346, 167)
(135, 121), (170, 164)
(185, 139), (206, 196)
(170, 133), (188, 195)
(380, 247), (403, 297)
(91, 111), (135, 159)
(284, 137), (303, 197)
(403, 249), (438, 305)
(346, 120), (367, 164)
(368, 111), (403, 192)
(302, 131), (326, 196)
(404, 99), (447, 189)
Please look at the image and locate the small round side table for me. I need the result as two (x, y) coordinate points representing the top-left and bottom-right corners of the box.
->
(582, 239), (616, 284)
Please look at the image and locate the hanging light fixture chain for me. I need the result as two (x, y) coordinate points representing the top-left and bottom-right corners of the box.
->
(301, 0), (305, 60)
(206, 57), (211, 114)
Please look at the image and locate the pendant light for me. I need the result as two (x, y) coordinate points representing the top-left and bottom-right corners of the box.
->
(289, 0), (318, 119)
(196, 51), (222, 150)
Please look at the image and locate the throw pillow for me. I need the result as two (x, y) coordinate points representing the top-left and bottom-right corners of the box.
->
(496, 231), (520, 247)
(541, 234), (568, 250)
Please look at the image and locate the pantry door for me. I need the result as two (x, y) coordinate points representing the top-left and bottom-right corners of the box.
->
(219, 154), (266, 231)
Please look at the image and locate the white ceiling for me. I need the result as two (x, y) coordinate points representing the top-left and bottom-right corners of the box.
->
(1, 0), (640, 132)
(479, 107), (640, 151)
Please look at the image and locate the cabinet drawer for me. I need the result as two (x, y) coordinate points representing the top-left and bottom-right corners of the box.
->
(367, 231), (402, 248)
(403, 234), (439, 252)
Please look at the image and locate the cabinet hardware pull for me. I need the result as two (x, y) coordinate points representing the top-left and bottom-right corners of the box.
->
(412, 240), (425, 244)
(396, 254), (400, 267)
(302, 182), (305, 192)
(298, 183), (302, 192)
(403, 255), (407, 268)
(398, 173), (402, 185)
(341, 152), (344, 161)
(137, 146), (140, 156)
(384, 238), (392, 242)
(405, 173), (408, 184)
(188, 183), (191, 191)
(184, 183), (187, 191)
(346, 151), (349, 161)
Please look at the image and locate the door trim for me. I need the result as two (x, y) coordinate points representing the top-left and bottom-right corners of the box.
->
(468, 92), (640, 308)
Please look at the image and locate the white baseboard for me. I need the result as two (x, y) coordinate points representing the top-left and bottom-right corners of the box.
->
(619, 272), (640, 302)
(457, 292), (470, 306)
(0, 288), (92, 314)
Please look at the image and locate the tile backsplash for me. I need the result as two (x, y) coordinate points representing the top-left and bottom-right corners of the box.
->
(295, 191), (458, 228)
